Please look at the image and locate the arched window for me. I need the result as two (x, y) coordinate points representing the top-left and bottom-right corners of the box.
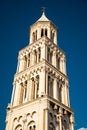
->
(38, 47), (41, 62)
(15, 124), (22, 130)
(52, 32), (55, 42)
(32, 32), (35, 42)
(41, 29), (44, 37)
(35, 30), (37, 41)
(48, 76), (53, 97)
(27, 53), (30, 67)
(45, 29), (47, 36)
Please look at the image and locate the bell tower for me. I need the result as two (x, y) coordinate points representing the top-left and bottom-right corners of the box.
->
(5, 11), (74, 130)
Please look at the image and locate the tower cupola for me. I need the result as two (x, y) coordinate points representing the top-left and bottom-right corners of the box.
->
(29, 12), (58, 45)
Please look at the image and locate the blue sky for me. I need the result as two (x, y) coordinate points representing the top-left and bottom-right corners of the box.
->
(0, 0), (87, 130)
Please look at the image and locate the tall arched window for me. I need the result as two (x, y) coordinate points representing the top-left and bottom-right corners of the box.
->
(38, 47), (41, 62)
(45, 29), (47, 36)
(52, 32), (54, 42)
(48, 76), (53, 97)
(32, 32), (35, 42)
(41, 29), (44, 37)
(35, 30), (37, 41)
(27, 53), (30, 67)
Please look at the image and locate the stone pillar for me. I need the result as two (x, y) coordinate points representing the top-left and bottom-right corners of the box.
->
(61, 81), (65, 104)
(18, 56), (27, 72)
(62, 55), (66, 75)
(44, 109), (49, 130)
(48, 27), (50, 39)
(13, 82), (19, 106)
(59, 107), (63, 130)
(30, 29), (32, 44)
(31, 78), (35, 100)
(41, 43), (46, 61)
(53, 77), (58, 100)
(29, 78), (33, 101)
(37, 27), (41, 39)
(16, 58), (19, 73)
(35, 78), (38, 99)
(39, 69), (45, 97)
(18, 83), (24, 105)
(11, 85), (15, 105)
(64, 81), (68, 106)
(30, 51), (35, 66)
(52, 51), (57, 67)
(60, 57), (63, 73)
(70, 114), (74, 130)
(54, 31), (57, 45)
(46, 70), (48, 95)
(26, 76), (30, 101)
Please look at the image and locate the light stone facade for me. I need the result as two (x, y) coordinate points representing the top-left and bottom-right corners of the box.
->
(5, 12), (74, 130)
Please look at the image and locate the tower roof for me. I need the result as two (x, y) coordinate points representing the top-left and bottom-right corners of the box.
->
(37, 12), (50, 22)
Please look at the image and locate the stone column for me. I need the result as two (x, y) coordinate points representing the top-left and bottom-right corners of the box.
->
(61, 81), (65, 104)
(39, 69), (45, 97)
(62, 55), (66, 75)
(70, 114), (74, 130)
(29, 78), (33, 101)
(44, 109), (49, 130)
(18, 83), (24, 105)
(26, 76), (30, 101)
(18, 56), (27, 72)
(46, 70), (48, 95)
(11, 84), (15, 105)
(54, 31), (57, 45)
(30, 51), (35, 66)
(53, 77), (58, 100)
(41, 43), (46, 61)
(35, 78), (38, 99)
(16, 58), (19, 72)
(59, 107), (63, 130)
(31, 78), (35, 100)
(13, 82), (19, 106)
(37, 27), (41, 39)
(52, 50), (57, 67)
(64, 81), (68, 106)
(60, 57), (63, 73)
(48, 27), (50, 39)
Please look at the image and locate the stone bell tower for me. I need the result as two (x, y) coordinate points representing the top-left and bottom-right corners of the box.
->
(5, 11), (74, 130)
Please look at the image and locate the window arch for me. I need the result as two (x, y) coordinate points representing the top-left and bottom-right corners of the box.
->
(45, 29), (47, 36)
(28, 121), (36, 130)
(41, 29), (44, 37)
(15, 124), (22, 130)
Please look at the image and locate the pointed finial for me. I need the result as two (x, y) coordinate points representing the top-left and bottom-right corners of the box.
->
(42, 7), (46, 14)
